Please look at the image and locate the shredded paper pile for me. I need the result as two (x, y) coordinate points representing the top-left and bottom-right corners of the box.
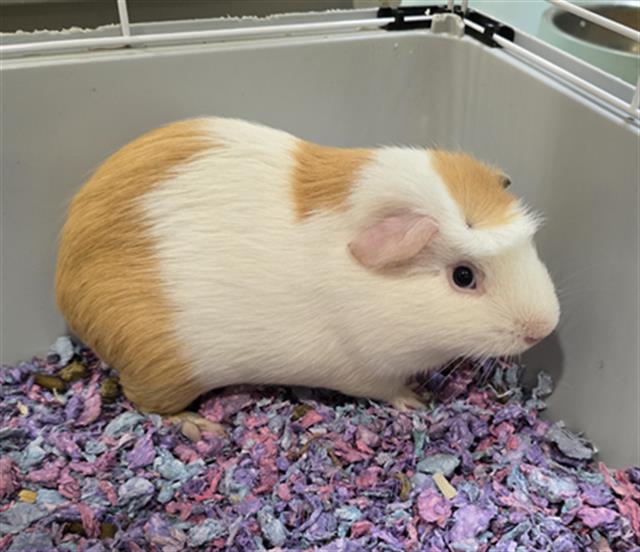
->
(1, 337), (639, 551)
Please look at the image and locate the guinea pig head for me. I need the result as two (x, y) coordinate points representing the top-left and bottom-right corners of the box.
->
(347, 150), (560, 362)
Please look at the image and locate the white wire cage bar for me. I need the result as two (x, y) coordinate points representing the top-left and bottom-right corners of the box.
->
(0, 0), (638, 120)
(116, 0), (131, 37)
(0, 16), (405, 54)
(632, 77), (640, 112)
(465, 17), (638, 118)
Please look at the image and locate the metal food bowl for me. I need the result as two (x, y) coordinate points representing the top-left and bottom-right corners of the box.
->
(539, 1), (640, 83)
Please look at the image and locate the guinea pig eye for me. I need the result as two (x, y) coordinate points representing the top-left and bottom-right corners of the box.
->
(452, 265), (476, 290)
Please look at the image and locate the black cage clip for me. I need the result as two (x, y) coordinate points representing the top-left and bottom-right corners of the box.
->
(377, 5), (515, 48)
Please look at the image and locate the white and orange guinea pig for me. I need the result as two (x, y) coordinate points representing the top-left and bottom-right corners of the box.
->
(55, 117), (560, 416)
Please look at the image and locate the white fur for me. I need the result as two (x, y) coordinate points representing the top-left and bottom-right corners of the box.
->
(348, 147), (540, 257)
(141, 117), (560, 406)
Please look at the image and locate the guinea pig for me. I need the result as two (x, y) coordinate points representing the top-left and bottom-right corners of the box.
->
(55, 117), (560, 415)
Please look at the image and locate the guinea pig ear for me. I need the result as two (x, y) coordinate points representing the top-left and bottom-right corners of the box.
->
(348, 212), (439, 270)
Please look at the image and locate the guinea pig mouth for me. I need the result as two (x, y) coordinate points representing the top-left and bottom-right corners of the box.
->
(507, 338), (545, 357)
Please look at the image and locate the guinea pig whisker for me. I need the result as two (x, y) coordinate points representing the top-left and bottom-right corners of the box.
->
(557, 287), (612, 302)
(437, 358), (458, 372)
(483, 357), (502, 385)
(439, 357), (465, 378)
(436, 354), (470, 376)
(553, 262), (610, 290)
(429, 361), (452, 379)
(436, 357), (469, 389)
(556, 315), (578, 335)
(556, 316), (570, 331)
(470, 356), (491, 384)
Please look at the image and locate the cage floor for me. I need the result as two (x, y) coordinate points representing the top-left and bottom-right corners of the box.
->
(1, 337), (638, 551)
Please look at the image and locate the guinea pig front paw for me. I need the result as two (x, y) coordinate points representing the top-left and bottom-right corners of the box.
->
(389, 388), (427, 411)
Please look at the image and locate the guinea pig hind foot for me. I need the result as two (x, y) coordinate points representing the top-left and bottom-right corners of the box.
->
(388, 386), (428, 412)
(338, 380), (428, 412)
(165, 411), (226, 443)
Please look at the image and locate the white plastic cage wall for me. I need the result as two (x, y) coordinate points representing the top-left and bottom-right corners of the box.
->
(1, 0), (639, 121)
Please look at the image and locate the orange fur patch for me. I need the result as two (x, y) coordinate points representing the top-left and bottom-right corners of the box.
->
(292, 140), (371, 220)
(430, 151), (516, 228)
(55, 119), (211, 414)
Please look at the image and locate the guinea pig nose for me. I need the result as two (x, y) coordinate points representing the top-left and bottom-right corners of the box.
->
(518, 319), (555, 346)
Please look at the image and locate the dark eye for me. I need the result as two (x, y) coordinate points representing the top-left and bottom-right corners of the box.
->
(452, 265), (476, 289)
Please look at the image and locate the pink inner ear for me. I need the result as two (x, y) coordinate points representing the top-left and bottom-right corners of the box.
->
(349, 212), (439, 270)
